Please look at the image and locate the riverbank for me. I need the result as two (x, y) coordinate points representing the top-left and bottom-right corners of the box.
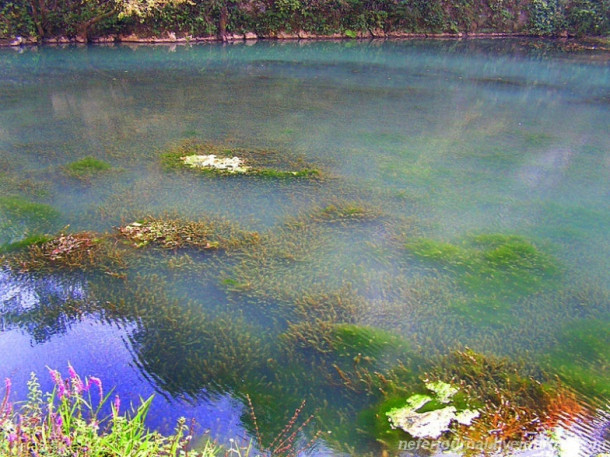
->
(1, 32), (609, 48)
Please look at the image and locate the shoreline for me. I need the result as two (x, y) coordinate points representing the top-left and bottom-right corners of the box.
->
(1, 31), (604, 48)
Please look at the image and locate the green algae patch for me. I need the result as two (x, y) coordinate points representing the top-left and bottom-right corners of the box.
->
(0, 234), (54, 254)
(160, 140), (321, 178)
(406, 234), (559, 296)
(0, 196), (60, 226)
(65, 157), (112, 179)
(0, 196), (60, 245)
(549, 319), (610, 398)
(329, 324), (411, 361)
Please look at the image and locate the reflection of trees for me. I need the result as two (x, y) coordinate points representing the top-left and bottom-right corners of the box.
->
(0, 268), (92, 342)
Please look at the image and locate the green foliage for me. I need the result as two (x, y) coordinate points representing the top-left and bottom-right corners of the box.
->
(528, 0), (565, 35)
(0, 369), (223, 456)
(0, 0), (36, 38)
(1, 0), (609, 39)
(65, 157), (112, 179)
(565, 0), (610, 36)
(160, 140), (321, 179)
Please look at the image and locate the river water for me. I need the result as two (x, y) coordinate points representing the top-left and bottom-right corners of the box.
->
(0, 39), (608, 456)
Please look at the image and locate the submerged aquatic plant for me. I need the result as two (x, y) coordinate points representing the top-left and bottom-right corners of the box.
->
(65, 157), (112, 180)
(118, 217), (259, 251)
(160, 140), (321, 178)
(245, 395), (321, 457)
(308, 200), (382, 224)
(2, 230), (126, 275)
(404, 234), (561, 322)
(549, 319), (610, 399)
(405, 234), (560, 297)
(0, 196), (60, 245)
(430, 349), (587, 447)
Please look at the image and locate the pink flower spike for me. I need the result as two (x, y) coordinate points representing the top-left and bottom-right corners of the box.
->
(67, 365), (84, 395)
(113, 395), (120, 415)
(67, 364), (78, 380)
(7, 432), (17, 444)
(89, 377), (103, 400)
(48, 369), (67, 399)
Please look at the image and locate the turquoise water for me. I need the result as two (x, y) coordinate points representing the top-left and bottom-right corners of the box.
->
(0, 40), (609, 455)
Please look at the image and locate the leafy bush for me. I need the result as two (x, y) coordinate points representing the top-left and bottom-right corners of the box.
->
(528, 0), (565, 35)
(565, 0), (609, 36)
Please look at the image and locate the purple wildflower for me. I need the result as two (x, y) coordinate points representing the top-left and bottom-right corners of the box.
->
(7, 432), (17, 444)
(48, 369), (67, 400)
(67, 364), (77, 380)
(1, 378), (12, 418)
(88, 376), (103, 400)
(68, 364), (84, 395)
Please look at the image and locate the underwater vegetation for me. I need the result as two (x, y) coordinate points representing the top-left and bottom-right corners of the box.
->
(405, 234), (560, 297)
(118, 216), (260, 251)
(366, 349), (588, 453)
(549, 319), (610, 399)
(386, 381), (480, 439)
(404, 234), (561, 323)
(308, 200), (382, 224)
(429, 350), (586, 447)
(160, 140), (321, 179)
(2, 231), (127, 276)
(0, 172), (50, 199)
(64, 157), (113, 180)
(0, 196), (60, 244)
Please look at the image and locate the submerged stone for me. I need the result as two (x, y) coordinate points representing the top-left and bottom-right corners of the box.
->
(181, 154), (250, 174)
(425, 380), (458, 403)
(386, 381), (480, 439)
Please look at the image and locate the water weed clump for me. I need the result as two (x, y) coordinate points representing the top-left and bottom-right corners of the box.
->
(0, 368), (224, 457)
(281, 321), (417, 396)
(160, 140), (321, 179)
(3, 231), (126, 275)
(429, 349), (586, 447)
(118, 217), (260, 251)
(64, 157), (113, 180)
(308, 200), (382, 224)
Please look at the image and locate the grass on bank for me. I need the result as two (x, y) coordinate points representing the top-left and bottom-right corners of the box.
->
(0, 366), (318, 457)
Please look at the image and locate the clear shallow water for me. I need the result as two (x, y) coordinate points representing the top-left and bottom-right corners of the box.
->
(0, 40), (609, 456)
